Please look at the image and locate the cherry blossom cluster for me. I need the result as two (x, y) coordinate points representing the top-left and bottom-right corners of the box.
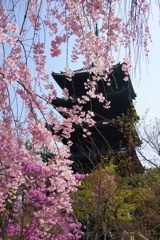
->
(0, 117), (82, 239)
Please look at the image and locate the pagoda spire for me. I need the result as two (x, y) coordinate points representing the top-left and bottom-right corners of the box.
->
(95, 23), (99, 36)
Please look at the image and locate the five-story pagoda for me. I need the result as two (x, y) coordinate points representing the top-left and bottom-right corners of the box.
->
(51, 63), (143, 175)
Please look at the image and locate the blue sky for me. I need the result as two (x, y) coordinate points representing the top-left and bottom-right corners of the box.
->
(133, 4), (160, 121)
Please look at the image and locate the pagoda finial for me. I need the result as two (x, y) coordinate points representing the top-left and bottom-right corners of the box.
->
(95, 23), (99, 36)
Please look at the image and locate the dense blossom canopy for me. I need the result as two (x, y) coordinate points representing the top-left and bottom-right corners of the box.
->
(0, 0), (158, 238)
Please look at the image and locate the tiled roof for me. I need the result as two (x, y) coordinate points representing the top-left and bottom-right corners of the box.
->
(52, 63), (122, 76)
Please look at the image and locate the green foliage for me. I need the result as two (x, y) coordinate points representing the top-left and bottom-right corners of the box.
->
(72, 163), (142, 239)
(72, 160), (160, 239)
(114, 189), (136, 221)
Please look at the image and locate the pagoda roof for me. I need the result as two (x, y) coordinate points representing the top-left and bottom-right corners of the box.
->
(52, 62), (122, 76)
(52, 63), (136, 100)
(71, 147), (137, 158)
(71, 147), (144, 175)
(52, 84), (136, 106)
(53, 67), (90, 76)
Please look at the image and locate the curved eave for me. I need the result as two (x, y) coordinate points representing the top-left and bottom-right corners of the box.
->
(52, 97), (74, 107)
(52, 63), (123, 77)
(52, 84), (136, 108)
(52, 67), (90, 76)
(46, 118), (141, 146)
(71, 148), (144, 173)
(71, 147), (137, 157)
(51, 70), (90, 91)
(52, 80), (136, 101)
(52, 63), (136, 100)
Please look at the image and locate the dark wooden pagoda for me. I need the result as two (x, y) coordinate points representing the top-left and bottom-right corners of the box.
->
(51, 63), (143, 175)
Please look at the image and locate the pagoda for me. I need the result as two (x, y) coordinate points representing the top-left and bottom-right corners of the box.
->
(51, 63), (143, 175)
